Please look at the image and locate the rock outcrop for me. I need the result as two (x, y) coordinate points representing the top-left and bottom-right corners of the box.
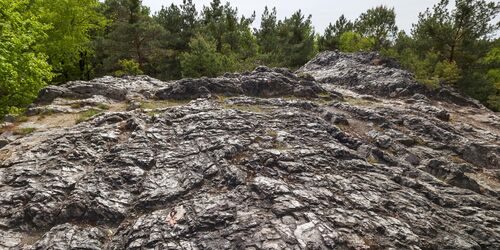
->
(1, 51), (499, 249)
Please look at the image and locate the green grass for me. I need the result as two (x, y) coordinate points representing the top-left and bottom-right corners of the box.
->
(15, 115), (29, 122)
(70, 103), (83, 109)
(97, 103), (110, 110)
(13, 127), (36, 136)
(76, 109), (102, 124)
(37, 109), (56, 121)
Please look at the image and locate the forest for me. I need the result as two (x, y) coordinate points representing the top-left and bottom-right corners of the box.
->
(0, 0), (499, 118)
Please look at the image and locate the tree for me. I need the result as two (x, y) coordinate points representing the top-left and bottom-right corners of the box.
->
(355, 6), (398, 50)
(0, 0), (53, 117)
(319, 15), (354, 51)
(410, 0), (499, 105)
(33, 0), (106, 83)
(201, 0), (257, 58)
(98, 0), (164, 75)
(256, 7), (278, 55)
(479, 40), (500, 110)
(412, 0), (499, 64)
(339, 32), (375, 52)
(152, 0), (199, 80)
(276, 10), (316, 68)
(114, 59), (143, 76)
(180, 35), (229, 78)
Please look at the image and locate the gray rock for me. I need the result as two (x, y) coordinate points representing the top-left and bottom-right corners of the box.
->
(1, 52), (499, 249)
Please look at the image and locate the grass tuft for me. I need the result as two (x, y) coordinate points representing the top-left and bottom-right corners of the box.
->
(13, 127), (36, 136)
(97, 103), (110, 110)
(76, 109), (101, 124)
(140, 100), (190, 110)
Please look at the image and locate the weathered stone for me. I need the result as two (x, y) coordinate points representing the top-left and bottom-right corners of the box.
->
(1, 52), (499, 249)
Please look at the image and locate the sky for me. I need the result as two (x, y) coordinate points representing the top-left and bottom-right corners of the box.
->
(141, 0), (448, 34)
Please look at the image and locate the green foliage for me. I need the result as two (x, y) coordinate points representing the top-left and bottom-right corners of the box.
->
(0, 0), (53, 117)
(97, 0), (164, 75)
(256, 7), (278, 56)
(482, 42), (500, 111)
(275, 10), (316, 68)
(114, 59), (143, 77)
(434, 60), (461, 84)
(76, 109), (101, 124)
(406, 0), (499, 107)
(319, 15), (354, 51)
(339, 32), (375, 52)
(33, 0), (106, 82)
(412, 0), (498, 64)
(180, 35), (228, 78)
(2, 0), (500, 114)
(355, 6), (398, 50)
(152, 0), (198, 80)
(13, 127), (37, 136)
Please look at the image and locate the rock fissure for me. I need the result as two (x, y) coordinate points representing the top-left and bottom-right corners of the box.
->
(0, 52), (499, 249)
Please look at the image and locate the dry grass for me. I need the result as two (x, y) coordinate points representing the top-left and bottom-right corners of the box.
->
(13, 127), (36, 136)
(449, 155), (467, 164)
(317, 92), (331, 98)
(76, 109), (102, 124)
(466, 171), (500, 192)
(140, 100), (190, 110)
(367, 155), (379, 164)
(342, 97), (375, 106)
(266, 129), (278, 138)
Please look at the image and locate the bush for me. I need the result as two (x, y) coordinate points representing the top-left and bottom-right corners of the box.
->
(114, 59), (143, 77)
(180, 35), (227, 78)
(339, 32), (375, 52)
(433, 60), (461, 85)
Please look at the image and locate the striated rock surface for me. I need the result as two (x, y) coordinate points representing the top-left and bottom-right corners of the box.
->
(1, 51), (499, 249)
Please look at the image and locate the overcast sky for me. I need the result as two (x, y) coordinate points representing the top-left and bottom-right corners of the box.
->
(142, 0), (449, 34)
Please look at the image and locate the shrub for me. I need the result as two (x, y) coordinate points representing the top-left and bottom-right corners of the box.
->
(114, 59), (143, 77)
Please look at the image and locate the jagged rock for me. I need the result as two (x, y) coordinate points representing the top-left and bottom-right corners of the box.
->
(297, 51), (428, 98)
(1, 52), (499, 249)
(155, 67), (326, 100)
(298, 51), (486, 108)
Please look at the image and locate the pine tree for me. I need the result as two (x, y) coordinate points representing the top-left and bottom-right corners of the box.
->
(98, 0), (164, 75)
(180, 35), (227, 78)
(355, 6), (398, 50)
(152, 0), (199, 80)
(276, 10), (316, 68)
(410, 0), (499, 103)
(256, 7), (278, 55)
(319, 15), (354, 51)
